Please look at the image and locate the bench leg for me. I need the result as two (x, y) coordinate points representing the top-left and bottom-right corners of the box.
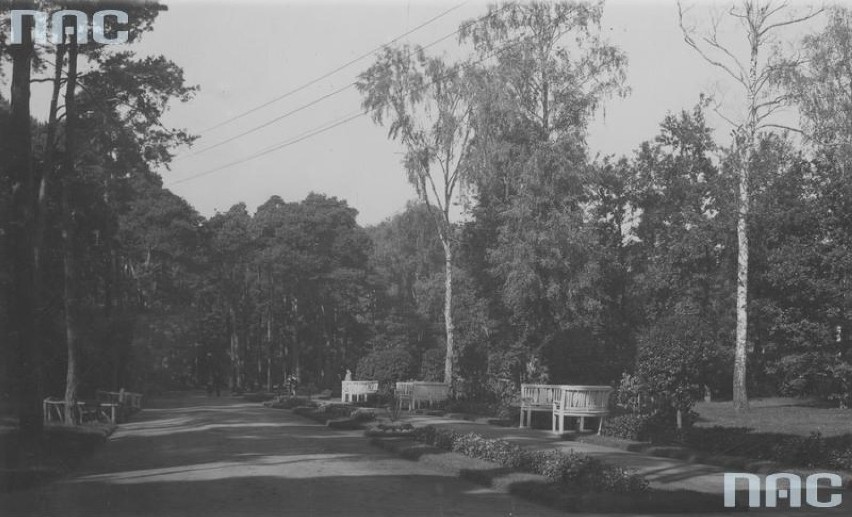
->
(519, 408), (524, 428)
(598, 416), (604, 435)
(579, 416), (585, 432)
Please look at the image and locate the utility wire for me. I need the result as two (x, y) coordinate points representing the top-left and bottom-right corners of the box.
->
(168, 111), (366, 186)
(199, 2), (468, 134)
(177, 2), (513, 162)
(168, 28), (528, 187)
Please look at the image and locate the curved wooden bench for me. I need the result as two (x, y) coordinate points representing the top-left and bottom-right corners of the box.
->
(519, 384), (563, 428)
(552, 385), (613, 434)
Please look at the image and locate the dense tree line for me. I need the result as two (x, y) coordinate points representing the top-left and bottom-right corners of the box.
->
(3, 2), (852, 436)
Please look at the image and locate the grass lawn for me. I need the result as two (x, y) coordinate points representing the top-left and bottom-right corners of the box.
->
(693, 397), (852, 437)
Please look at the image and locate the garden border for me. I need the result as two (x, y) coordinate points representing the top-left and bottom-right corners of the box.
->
(578, 434), (852, 489)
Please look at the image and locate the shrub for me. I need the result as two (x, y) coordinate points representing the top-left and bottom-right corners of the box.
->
(636, 313), (727, 427)
(601, 413), (653, 441)
(265, 396), (317, 409)
(351, 408), (377, 423)
(412, 426), (647, 493)
(614, 373), (653, 414)
(602, 410), (696, 443)
(828, 445), (852, 471)
(355, 347), (415, 391)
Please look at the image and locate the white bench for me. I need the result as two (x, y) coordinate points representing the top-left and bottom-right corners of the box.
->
(341, 380), (378, 403)
(519, 384), (563, 428)
(395, 381), (450, 410)
(552, 385), (613, 434)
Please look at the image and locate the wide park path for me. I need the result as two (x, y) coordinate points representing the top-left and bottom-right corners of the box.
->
(0, 392), (565, 517)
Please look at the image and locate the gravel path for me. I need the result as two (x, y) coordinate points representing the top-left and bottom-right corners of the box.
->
(0, 393), (565, 517)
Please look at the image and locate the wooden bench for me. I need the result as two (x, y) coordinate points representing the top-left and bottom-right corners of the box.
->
(341, 380), (378, 402)
(519, 384), (564, 428)
(395, 381), (450, 411)
(552, 385), (613, 434)
(43, 397), (118, 424)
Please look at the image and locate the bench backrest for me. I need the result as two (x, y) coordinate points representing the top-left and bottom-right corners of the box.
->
(520, 384), (563, 408)
(412, 382), (449, 400)
(342, 380), (378, 394)
(556, 386), (613, 410)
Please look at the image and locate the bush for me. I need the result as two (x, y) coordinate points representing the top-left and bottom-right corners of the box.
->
(602, 410), (696, 443)
(264, 396), (317, 409)
(601, 413), (653, 441)
(412, 426), (647, 493)
(636, 313), (727, 425)
(355, 347), (415, 391)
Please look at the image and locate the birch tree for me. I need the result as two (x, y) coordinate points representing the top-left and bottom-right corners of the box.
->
(358, 47), (473, 390)
(677, 0), (822, 411)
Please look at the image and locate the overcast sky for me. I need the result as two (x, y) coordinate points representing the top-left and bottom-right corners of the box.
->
(17, 0), (831, 225)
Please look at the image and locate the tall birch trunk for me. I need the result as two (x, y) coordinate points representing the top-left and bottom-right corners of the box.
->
(442, 239), (455, 389)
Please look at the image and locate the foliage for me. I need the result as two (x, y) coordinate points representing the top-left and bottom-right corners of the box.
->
(354, 348), (415, 390)
(413, 425), (647, 493)
(636, 312), (727, 420)
(601, 413), (655, 441)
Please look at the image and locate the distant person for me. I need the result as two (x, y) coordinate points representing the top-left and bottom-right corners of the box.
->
(344, 369), (352, 381)
(286, 375), (298, 397)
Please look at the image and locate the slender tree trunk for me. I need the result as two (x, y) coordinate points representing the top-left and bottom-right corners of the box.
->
(62, 34), (81, 425)
(229, 305), (240, 390)
(734, 31), (760, 413)
(6, 3), (42, 433)
(267, 267), (274, 392)
(442, 239), (455, 389)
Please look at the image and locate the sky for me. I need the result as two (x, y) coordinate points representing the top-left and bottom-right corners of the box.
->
(12, 0), (831, 225)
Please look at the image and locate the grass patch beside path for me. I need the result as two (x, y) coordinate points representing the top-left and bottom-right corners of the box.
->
(694, 397), (852, 437)
(1, 423), (115, 492)
(369, 435), (730, 513)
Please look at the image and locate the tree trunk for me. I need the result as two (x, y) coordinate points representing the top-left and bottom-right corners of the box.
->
(62, 34), (81, 426)
(734, 29), (760, 413)
(443, 239), (455, 390)
(6, 2), (41, 433)
(229, 306), (240, 390)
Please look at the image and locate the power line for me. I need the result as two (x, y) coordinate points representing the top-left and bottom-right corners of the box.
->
(167, 29), (529, 187)
(177, 2), (514, 162)
(168, 111), (366, 186)
(199, 2), (468, 134)
(181, 82), (357, 159)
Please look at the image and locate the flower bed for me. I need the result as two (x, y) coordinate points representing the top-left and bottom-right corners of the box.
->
(413, 425), (647, 493)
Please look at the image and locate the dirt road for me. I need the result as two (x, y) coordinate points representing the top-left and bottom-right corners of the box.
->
(0, 393), (564, 516)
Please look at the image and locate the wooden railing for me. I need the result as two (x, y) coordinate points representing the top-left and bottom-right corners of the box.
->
(341, 380), (378, 402)
(395, 381), (449, 411)
(552, 385), (613, 434)
(43, 390), (143, 425)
